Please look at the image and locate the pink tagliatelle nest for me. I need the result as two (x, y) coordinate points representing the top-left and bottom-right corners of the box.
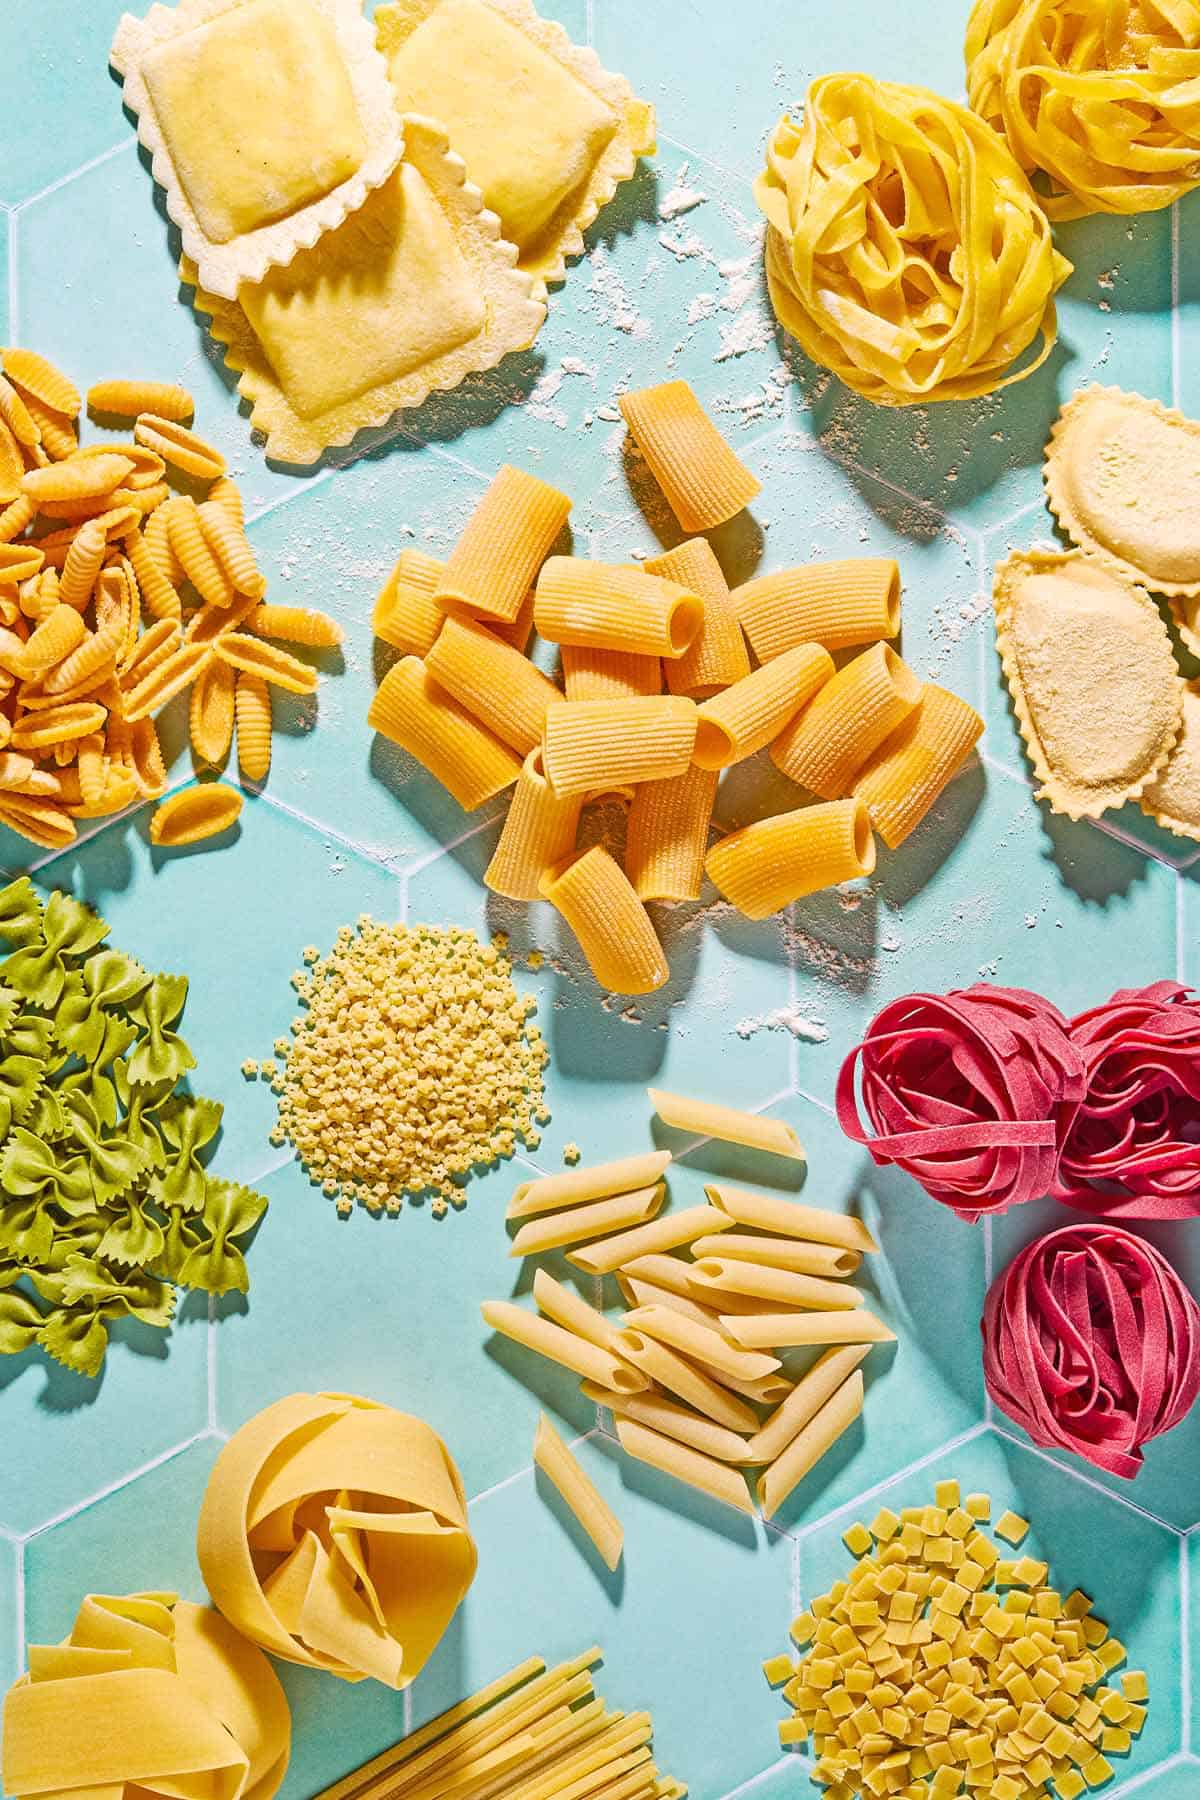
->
(982, 1223), (1200, 1479)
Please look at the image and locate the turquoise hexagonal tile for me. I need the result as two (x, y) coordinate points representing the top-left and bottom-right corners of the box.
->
(0, 1535), (19, 1704)
(1174, 190), (1200, 418)
(0, 209), (10, 341)
(1191, 1532), (1199, 1754)
(1110, 1763), (1200, 1800)
(0, 4), (128, 207)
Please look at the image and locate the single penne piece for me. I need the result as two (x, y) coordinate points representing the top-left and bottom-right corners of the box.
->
(625, 763), (718, 903)
(770, 642), (922, 798)
(539, 846), (669, 996)
(733, 559), (901, 661)
(615, 1329), (759, 1433)
(560, 645), (661, 701)
(693, 643), (833, 770)
(535, 559), (703, 658)
(689, 1258), (862, 1311)
(648, 1089), (804, 1160)
(705, 1184), (877, 1252)
(722, 1310), (895, 1348)
(508, 1184), (664, 1257)
(484, 749), (581, 902)
(645, 538), (750, 699)
(705, 797), (876, 919)
(480, 1300), (648, 1394)
(615, 1417), (754, 1516)
(435, 465), (571, 625)
(684, 1361), (792, 1407)
(619, 380), (761, 532)
(621, 1303), (781, 1381)
(852, 682), (984, 848)
(566, 1202), (732, 1275)
(758, 1370), (865, 1520)
(534, 1413), (623, 1571)
(368, 656), (522, 810)
(372, 549), (443, 656)
(744, 1345), (871, 1464)
(617, 1277), (736, 1338)
(580, 1381), (752, 1464)
(690, 1232), (861, 1279)
(617, 1253), (697, 1299)
(542, 695), (697, 796)
(532, 1269), (628, 1357)
(509, 1152), (673, 1219)
(426, 615), (565, 755)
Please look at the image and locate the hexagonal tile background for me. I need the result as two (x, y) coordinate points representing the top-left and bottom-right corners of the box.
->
(2, 2), (1200, 1799)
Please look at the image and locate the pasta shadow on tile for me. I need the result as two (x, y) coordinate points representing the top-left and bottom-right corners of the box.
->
(591, 1419), (760, 1549)
(874, 757), (987, 910)
(534, 1462), (627, 1599)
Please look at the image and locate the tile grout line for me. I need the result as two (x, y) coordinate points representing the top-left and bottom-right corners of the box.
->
(254, 787), (405, 875)
(714, 1755), (800, 1800)
(19, 1430), (211, 1542)
(468, 1461), (535, 1509)
(1181, 1535), (1192, 1755)
(13, 1539), (25, 1675)
(793, 1422), (989, 1541)
(13, 138), (135, 213)
(654, 132), (757, 190)
(244, 468), (334, 530)
(207, 1292), (219, 1432)
(1177, 871), (1186, 987)
(989, 1424), (1181, 1534)
(1110, 1753), (1189, 1799)
(1172, 200), (1182, 413)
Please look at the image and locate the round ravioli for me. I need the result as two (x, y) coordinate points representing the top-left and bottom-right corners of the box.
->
(1142, 680), (1200, 844)
(994, 548), (1182, 819)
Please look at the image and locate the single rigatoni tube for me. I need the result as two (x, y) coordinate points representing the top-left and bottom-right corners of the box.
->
(509, 1152), (673, 1219)
(705, 798), (875, 918)
(532, 1269), (628, 1358)
(626, 764), (718, 903)
(542, 696), (697, 796)
(693, 643), (833, 770)
(580, 1382), (752, 1464)
(622, 1303), (781, 1381)
(733, 559), (901, 661)
(689, 1258), (862, 1311)
(426, 616), (564, 755)
(648, 1090), (805, 1160)
(723, 1310), (894, 1348)
(566, 1202), (733, 1275)
(372, 563), (441, 655)
(646, 539), (750, 699)
(689, 1233), (861, 1278)
(705, 1186), (876, 1250)
(534, 1413), (624, 1571)
(368, 657), (522, 809)
(480, 1301), (649, 1393)
(853, 682), (983, 848)
(615, 1417), (755, 1515)
(535, 559), (703, 658)
(436, 466), (571, 624)
(615, 1331), (759, 1432)
(508, 1183), (664, 1257)
(539, 846), (669, 995)
(770, 641), (923, 798)
(745, 1345), (870, 1464)
(619, 381), (761, 532)
(561, 645), (661, 700)
(485, 749), (582, 901)
(758, 1370), (865, 1519)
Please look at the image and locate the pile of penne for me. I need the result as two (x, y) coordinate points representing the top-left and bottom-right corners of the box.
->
(369, 379), (983, 996)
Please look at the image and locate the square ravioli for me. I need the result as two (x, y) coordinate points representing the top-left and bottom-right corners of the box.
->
(376, 0), (656, 283)
(184, 118), (547, 464)
(111, 0), (404, 299)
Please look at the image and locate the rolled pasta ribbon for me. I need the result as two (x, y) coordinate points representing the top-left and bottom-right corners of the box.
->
(705, 1185), (877, 1252)
(705, 798), (876, 919)
(771, 642), (922, 798)
(645, 539), (750, 699)
(625, 763), (718, 903)
(534, 559), (703, 658)
(507, 1182), (664, 1257)
(425, 616), (564, 756)
(615, 1417), (755, 1516)
(757, 1370), (864, 1519)
(481, 1300), (648, 1395)
(689, 1257), (862, 1312)
(693, 643), (833, 770)
(533, 1413), (624, 1570)
(621, 1302), (782, 1381)
(852, 683), (983, 848)
(542, 695), (697, 797)
(2, 1591), (290, 1800)
(539, 846), (669, 996)
(618, 380), (761, 532)
(196, 1392), (477, 1688)
(367, 656), (522, 810)
(484, 749), (582, 902)
(733, 559), (900, 662)
(509, 1152), (672, 1219)
(434, 465), (571, 625)
(756, 76), (1070, 404)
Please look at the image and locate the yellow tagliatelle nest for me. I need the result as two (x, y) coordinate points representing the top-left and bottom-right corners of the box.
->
(755, 74), (1072, 406)
(967, 0), (1200, 218)
(197, 1391), (477, 1687)
(1, 1591), (291, 1800)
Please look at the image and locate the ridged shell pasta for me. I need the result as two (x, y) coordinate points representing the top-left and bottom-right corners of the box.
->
(247, 604), (343, 647)
(190, 655), (237, 764)
(88, 378), (194, 419)
(214, 633), (319, 695)
(3, 348), (80, 417)
(134, 414), (226, 481)
(150, 782), (244, 846)
(236, 672), (273, 783)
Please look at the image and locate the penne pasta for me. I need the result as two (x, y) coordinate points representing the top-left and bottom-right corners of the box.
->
(625, 763), (718, 903)
(689, 1232), (861, 1278)
(645, 538), (750, 699)
(733, 558), (901, 660)
(615, 1417), (754, 1515)
(693, 642), (834, 770)
(619, 380), (762, 532)
(566, 1202), (732, 1275)
(580, 1381), (752, 1464)
(852, 681), (984, 848)
(622, 1302), (781, 1380)
(744, 1345), (870, 1465)
(480, 1300), (649, 1394)
(560, 645), (661, 701)
(616, 1329), (759, 1433)
(484, 749), (582, 902)
(648, 1089), (805, 1160)
(508, 1183), (664, 1258)
(617, 1276), (735, 1335)
(542, 695), (698, 796)
(689, 1257), (862, 1311)
(722, 1309), (895, 1348)
(532, 1269), (628, 1358)
(770, 641), (923, 798)
(705, 797), (876, 918)
(539, 846), (669, 996)
(436, 465), (571, 625)
(618, 1254), (698, 1299)
(508, 1152), (673, 1219)
(372, 549), (443, 657)
(757, 1370), (865, 1519)
(426, 615), (565, 755)
(535, 559), (703, 658)
(533, 1413), (624, 1571)
(368, 655), (522, 810)
(705, 1184), (878, 1252)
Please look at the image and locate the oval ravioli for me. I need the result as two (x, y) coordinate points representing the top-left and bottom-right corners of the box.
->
(1045, 387), (1200, 596)
(1142, 680), (1200, 843)
(994, 548), (1181, 819)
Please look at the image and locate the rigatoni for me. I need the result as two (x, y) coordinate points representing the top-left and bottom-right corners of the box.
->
(853, 682), (984, 847)
(426, 615), (564, 755)
(542, 695), (697, 796)
(693, 642), (833, 769)
(535, 558), (703, 657)
(646, 538), (750, 698)
(619, 379), (762, 532)
(371, 548), (443, 656)
(368, 656), (522, 810)
(625, 763), (718, 902)
(484, 748), (581, 901)
(734, 558), (901, 660)
(435, 465), (571, 624)
(539, 845), (668, 995)
(705, 797), (876, 918)
(533, 1413), (624, 1570)
(560, 644), (661, 700)
(771, 641), (922, 797)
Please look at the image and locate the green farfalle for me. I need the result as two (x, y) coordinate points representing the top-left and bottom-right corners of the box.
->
(153, 1095), (223, 1213)
(59, 1254), (175, 1328)
(56, 951), (150, 1063)
(154, 1204), (204, 1285)
(6, 1011), (52, 1061)
(0, 877), (44, 948)
(0, 1054), (44, 1138)
(1, 890), (109, 1007)
(0, 1287), (44, 1355)
(0, 1195), (54, 1266)
(126, 974), (196, 1088)
(1, 1127), (93, 1209)
(37, 1304), (111, 1378)
(179, 1178), (268, 1295)
(62, 1092), (152, 1206)
(96, 1191), (165, 1268)
(0, 984), (24, 1037)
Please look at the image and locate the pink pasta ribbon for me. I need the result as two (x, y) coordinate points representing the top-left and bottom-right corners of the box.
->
(836, 985), (1085, 1220)
(982, 1223), (1200, 1479)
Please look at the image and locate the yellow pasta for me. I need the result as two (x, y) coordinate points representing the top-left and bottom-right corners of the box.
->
(0, 793), (74, 846)
(757, 1369), (864, 1519)
(150, 783), (244, 847)
(118, 617), (181, 689)
(535, 559), (703, 658)
(11, 701), (107, 750)
(208, 475), (244, 525)
(20, 394), (78, 462)
(565, 1201), (732, 1276)
(58, 519), (106, 610)
(0, 546), (44, 588)
(622, 1302), (781, 1382)
(690, 1232), (861, 1279)
(484, 748), (581, 901)
(436, 468), (571, 627)
(164, 496), (234, 608)
(20, 454), (132, 505)
(615, 1417), (754, 1515)
(247, 604), (342, 648)
(236, 672), (273, 783)
(853, 681), (984, 848)
(3, 348), (80, 417)
(426, 614), (564, 755)
(89, 379), (194, 420)
(508, 1183), (664, 1258)
(542, 696), (697, 797)
(0, 496), (35, 544)
(480, 1300), (648, 1394)
(706, 796), (876, 918)
(0, 377), (39, 448)
(531, 1270), (629, 1360)
(0, 422), (23, 504)
(510, 1153), (673, 1221)
(129, 715), (168, 798)
(122, 642), (208, 722)
(771, 641), (922, 797)
(644, 538), (750, 699)
(41, 626), (120, 698)
(705, 1184), (878, 1252)
(694, 642), (833, 770)
(734, 558), (901, 661)
(214, 633), (319, 695)
(625, 763), (718, 903)
(190, 655), (237, 764)
(125, 529), (181, 622)
(197, 499), (266, 597)
(19, 604), (86, 677)
(538, 845), (668, 995)
(369, 656), (522, 810)
(724, 1310), (895, 1349)
(185, 594), (258, 647)
(619, 380), (762, 532)
(144, 499), (183, 587)
(689, 1257), (861, 1312)
(614, 1333), (758, 1434)
(745, 1345), (871, 1465)
(560, 644), (661, 701)
(373, 549), (444, 656)
(134, 413), (226, 480)
(649, 1090), (804, 1160)
(581, 1382), (750, 1464)
(533, 1413), (624, 1570)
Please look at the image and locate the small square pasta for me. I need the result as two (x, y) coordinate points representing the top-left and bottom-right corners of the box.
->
(375, 0), (655, 284)
(183, 118), (547, 464)
(111, 0), (404, 298)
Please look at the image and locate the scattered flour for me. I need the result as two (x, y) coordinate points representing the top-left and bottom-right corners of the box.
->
(735, 1006), (829, 1043)
(659, 163), (708, 221)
